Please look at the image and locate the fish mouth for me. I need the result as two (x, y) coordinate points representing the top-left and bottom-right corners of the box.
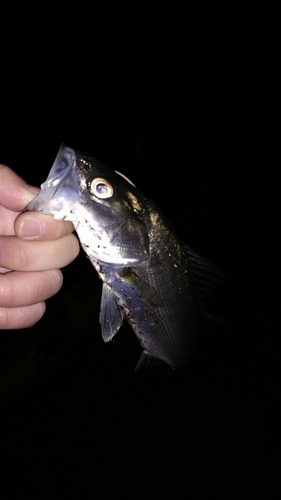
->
(27, 144), (82, 217)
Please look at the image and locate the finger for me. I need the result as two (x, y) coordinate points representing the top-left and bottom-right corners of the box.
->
(0, 164), (39, 211)
(0, 302), (46, 329)
(0, 269), (63, 308)
(0, 234), (80, 271)
(15, 212), (75, 241)
(0, 205), (19, 236)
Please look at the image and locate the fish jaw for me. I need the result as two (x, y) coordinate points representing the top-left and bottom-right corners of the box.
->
(27, 145), (83, 221)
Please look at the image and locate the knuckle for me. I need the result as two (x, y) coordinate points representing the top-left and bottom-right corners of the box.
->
(15, 245), (32, 269)
(0, 306), (28, 329)
(0, 303), (46, 329)
(51, 269), (63, 291)
(0, 307), (12, 328)
(36, 269), (63, 299)
(0, 281), (15, 307)
(31, 270), (63, 302)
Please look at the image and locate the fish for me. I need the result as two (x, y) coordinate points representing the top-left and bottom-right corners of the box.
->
(27, 144), (224, 371)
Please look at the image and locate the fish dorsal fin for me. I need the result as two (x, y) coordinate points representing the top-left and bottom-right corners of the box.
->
(99, 283), (124, 342)
(185, 244), (225, 308)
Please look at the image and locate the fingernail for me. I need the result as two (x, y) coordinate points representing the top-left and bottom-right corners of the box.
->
(18, 217), (43, 239)
(23, 185), (41, 207)
(25, 184), (40, 195)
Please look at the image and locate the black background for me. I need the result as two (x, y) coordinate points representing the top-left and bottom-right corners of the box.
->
(0, 13), (280, 499)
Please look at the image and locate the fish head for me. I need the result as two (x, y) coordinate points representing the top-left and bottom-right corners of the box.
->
(27, 144), (150, 265)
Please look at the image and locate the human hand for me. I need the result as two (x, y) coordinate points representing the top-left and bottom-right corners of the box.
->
(0, 164), (80, 329)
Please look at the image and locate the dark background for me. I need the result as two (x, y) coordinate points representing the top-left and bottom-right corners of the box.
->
(0, 14), (280, 499)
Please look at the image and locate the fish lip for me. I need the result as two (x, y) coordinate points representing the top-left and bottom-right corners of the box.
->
(26, 144), (81, 215)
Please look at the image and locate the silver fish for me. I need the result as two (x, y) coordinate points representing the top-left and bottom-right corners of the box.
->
(27, 144), (223, 371)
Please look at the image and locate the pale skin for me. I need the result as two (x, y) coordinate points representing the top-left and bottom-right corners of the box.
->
(0, 164), (80, 329)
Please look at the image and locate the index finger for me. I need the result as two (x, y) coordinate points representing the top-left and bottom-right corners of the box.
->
(0, 164), (38, 211)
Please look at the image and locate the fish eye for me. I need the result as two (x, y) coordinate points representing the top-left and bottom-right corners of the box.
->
(89, 177), (114, 199)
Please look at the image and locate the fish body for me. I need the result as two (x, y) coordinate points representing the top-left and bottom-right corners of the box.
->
(27, 144), (222, 370)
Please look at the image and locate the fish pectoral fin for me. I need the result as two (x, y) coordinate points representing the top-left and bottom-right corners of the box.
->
(134, 351), (169, 372)
(99, 283), (124, 342)
(119, 269), (162, 307)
